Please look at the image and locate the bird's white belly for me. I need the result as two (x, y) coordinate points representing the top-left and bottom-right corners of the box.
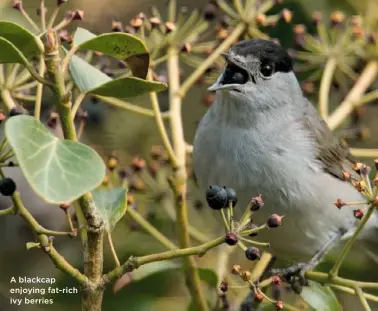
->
(193, 122), (361, 262)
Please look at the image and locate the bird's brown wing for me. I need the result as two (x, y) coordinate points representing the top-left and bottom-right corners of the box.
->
(300, 100), (358, 181)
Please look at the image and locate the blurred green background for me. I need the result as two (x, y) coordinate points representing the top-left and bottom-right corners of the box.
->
(0, 0), (378, 311)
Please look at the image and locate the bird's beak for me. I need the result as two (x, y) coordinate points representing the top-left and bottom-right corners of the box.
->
(207, 53), (242, 92)
(207, 80), (223, 92)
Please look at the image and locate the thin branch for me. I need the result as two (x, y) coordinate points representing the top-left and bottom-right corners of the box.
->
(40, 0), (46, 31)
(306, 270), (378, 290)
(62, 45), (79, 74)
(103, 235), (225, 284)
(358, 89), (378, 105)
(327, 61), (378, 130)
(329, 205), (375, 278)
(20, 9), (40, 33)
(13, 80), (38, 92)
(24, 61), (54, 87)
(12, 93), (37, 101)
(1, 89), (17, 110)
(178, 23), (246, 98)
(34, 58), (46, 120)
(147, 70), (179, 168)
(233, 0), (244, 16)
(97, 95), (169, 118)
(12, 68), (33, 87)
(47, 7), (60, 28)
(127, 207), (177, 250)
(185, 143), (193, 154)
(5, 64), (21, 87)
(329, 284), (378, 303)
(107, 232), (120, 267)
(0, 206), (15, 216)
(167, 46), (208, 311)
(43, 29), (105, 310)
(356, 286), (372, 311)
(350, 148), (378, 158)
(319, 58), (337, 120)
(71, 93), (86, 120)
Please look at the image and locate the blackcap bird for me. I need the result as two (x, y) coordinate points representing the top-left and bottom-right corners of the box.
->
(193, 39), (378, 272)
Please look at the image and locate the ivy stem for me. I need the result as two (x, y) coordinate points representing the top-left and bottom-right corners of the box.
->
(127, 207), (177, 250)
(39, 0), (46, 31)
(147, 70), (178, 168)
(98, 95), (169, 118)
(71, 93), (86, 120)
(103, 235), (225, 284)
(107, 232), (120, 267)
(34, 58), (45, 120)
(328, 61), (378, 130)
(167, 45), (209, 311)
(20, 8), (40, 33)
(0, 89), (17, 110)
(329, 204), (375, 278)
(356, 286), (372, 311)
(47, 7), (60, 28)
(318, 57), (337, 121)
(43, 28), (105, 311)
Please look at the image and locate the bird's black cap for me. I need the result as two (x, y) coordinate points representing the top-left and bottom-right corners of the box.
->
(230, 39), (293, 73)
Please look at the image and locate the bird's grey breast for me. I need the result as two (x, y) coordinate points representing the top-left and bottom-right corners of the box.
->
(193, 100), (360, 261)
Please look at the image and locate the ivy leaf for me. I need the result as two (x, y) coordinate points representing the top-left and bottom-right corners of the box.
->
(69, 55), (167, 98)
(301, 281), (341, 311)
(73, 27), (149, 78)
(5, 116), (106, 204)
(87, 77), (167, 98)
(198, 268), (218, 289)
(0, 21), (43, 58)
(92, 188), (127, 232)
(69, 54), (112, 93)
(0, 37), (29, 64)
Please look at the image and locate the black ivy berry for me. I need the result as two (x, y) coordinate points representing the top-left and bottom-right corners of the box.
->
(267, 214), (283, 228)
(219, 281), (228, 292)
(224, 187), (238, 207)
(224, 232), (238, 246)
(245, 247), (260, 261)
(206, 185), (228, 210)
(9, 106), (27, 117)
(250, 195), (264, 211)
(0, 177), (16, 196)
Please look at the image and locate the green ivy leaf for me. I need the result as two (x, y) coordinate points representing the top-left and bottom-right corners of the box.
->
(92, 188), (127, 232)
(69, 54), (112, 93)
(5, 116), (106, 204)
(301, 281), (341, 311)
(69, 55), (167, 98)
(88, 77), (167, 98)
(0, 37), (29, 64)
(73, 27), (96, 46)
(198, 268), (218, 289)
(73, 27), (149, 78)
(0, 21), (43, 58)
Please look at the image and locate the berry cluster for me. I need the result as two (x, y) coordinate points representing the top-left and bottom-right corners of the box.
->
(220, 265), (284, 310)
(205, 185), (283, 263)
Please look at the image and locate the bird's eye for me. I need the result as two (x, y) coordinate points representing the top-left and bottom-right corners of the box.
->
(260, 63), (274, 78)
(221, 65), (248, 85)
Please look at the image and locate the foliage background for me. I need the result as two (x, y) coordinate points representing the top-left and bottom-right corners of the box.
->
(0, 0), (378, 310)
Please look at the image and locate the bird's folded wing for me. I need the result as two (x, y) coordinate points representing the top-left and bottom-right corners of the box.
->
(300, 100), (359, 181)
